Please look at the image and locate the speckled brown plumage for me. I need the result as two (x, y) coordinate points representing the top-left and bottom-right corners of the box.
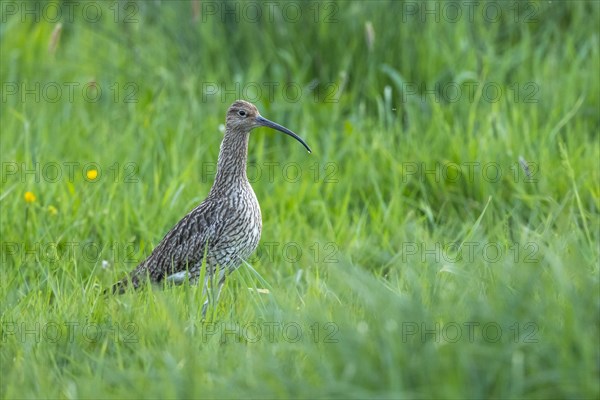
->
(109, 100), (311, 303)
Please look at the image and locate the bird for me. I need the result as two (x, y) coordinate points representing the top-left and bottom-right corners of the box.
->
(107, 100), (311, 314)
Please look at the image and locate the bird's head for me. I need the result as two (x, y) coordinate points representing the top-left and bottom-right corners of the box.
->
(226, 100), (311, 153)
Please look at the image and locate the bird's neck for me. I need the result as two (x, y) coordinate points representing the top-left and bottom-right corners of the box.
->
(211, 130), (250, 192)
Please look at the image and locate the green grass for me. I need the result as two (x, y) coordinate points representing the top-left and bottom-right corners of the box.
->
(1, 1), (599, 398)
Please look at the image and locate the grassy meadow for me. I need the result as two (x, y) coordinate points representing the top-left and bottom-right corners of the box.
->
(1, 1), (599, 398)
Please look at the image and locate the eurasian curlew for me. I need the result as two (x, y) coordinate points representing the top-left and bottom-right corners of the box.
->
(108, 100), (311, 314)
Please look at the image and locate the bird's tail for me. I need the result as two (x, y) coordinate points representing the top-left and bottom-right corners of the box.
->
(103, 275), (140, 296)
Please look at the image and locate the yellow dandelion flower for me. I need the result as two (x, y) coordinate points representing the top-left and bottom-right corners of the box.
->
(24, 191), (36, 203)
(86, 169), (98, 181)
(47, 205), (58, 216)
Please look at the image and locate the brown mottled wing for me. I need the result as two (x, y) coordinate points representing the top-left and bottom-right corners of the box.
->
(110, 198), (219, 293)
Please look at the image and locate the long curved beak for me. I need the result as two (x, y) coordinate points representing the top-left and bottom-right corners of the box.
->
(256, 115), (312, 153)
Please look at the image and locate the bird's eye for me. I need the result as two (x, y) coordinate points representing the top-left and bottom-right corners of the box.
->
(238, 110), (247, 117)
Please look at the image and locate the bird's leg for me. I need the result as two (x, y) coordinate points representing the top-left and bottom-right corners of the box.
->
(201, 274), (211, 318)
(201, 268), (227, 319)
(212, 269), (227, 307)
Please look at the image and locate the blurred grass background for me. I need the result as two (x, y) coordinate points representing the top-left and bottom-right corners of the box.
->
(1, 1), (599, 398)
